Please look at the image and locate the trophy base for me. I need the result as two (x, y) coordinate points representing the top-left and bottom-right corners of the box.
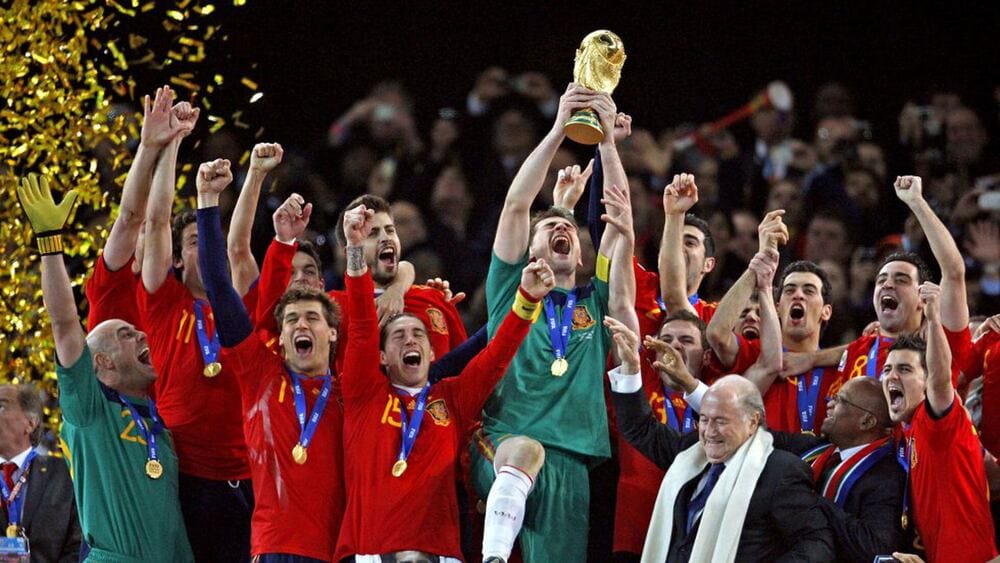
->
(564, 108), (604, 145)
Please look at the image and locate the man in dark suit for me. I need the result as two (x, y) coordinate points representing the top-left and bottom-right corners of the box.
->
(604, 317), (834, 563)
(772, 377), (906, 562)
(0, 384), (81, 562)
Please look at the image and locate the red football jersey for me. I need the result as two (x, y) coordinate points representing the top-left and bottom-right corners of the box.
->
(335, 273), (530, 560)
(226, 333), (345, 561)
(965, 331), (1000, 455)
(704, 337), (843, 433)
(632, 258), (716, 332)
(901, 397), (997, 561)
(838, 329), (970, 386)
(137, 275), (251, 480)
(85, 255), (141, 332)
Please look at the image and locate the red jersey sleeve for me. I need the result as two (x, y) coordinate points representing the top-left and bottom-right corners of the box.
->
(966, 331), (1000, 379)
(86, 255), (141, 331)
(944, 326), (973, 386)
(451, 301), (533, 424)
(913, 396), (975, 448)
(254, 239), (299, 329)
(633, 258), (664, 338)
(341, 273), (383, 403)
(226, 327), (283, 395)
(702, 336), (761, 384)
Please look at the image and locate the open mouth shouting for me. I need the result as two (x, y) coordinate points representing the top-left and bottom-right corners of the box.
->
(879, 295), (899, 314)
(741, 326), (760, 340)
(293, 333), (314, 359)
(886, 382), (906, 413)
(138, 346), (152, 365)
(550, 233), (572, 257)
(377, 243), (397, 269)
(788, 303), (806, 325)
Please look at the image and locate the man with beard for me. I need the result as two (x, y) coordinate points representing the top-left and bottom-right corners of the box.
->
(708, 255), (847, 433)
(333, 204), (552, 562)
(471, 83), (637, 563)
(20, 173), (192, 561)
(881, 284), (996, 561)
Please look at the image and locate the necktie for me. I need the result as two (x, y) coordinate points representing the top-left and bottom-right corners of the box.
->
(686, 463), (724, 533)
(818, 451), (842, 489)
(1, 462), (16, 508)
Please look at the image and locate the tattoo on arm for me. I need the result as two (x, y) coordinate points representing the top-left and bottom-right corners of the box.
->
(347, 246), (365, 272)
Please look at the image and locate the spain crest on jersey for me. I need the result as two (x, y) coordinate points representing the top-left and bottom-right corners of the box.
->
(572, 304), (595, 330)
(426, 307), (448, 335)
(427, 399), (451, 427)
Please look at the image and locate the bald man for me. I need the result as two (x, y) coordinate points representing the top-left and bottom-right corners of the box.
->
(20, 173), (193, 562)
(605, 317), (833, 563)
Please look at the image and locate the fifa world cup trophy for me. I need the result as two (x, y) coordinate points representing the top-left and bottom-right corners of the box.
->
(564, 30), (626, 145)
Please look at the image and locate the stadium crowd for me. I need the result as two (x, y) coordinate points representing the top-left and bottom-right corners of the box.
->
(5, 65), (1000, 563)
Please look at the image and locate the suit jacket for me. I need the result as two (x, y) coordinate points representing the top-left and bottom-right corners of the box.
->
(612, 389), (834, 563)
(771, 432), (907, 562)
(0, 454), (81, 563)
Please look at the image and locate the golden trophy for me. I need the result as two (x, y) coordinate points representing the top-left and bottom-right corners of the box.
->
(564, 30), (626, 145)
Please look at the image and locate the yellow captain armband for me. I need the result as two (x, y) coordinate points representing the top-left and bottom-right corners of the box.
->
(36, 232), (64, 255)
(596, 253), (611, 282)
(512, 287), (542, 321)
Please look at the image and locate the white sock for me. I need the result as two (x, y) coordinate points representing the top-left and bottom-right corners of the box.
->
(482, 465), (533, 562)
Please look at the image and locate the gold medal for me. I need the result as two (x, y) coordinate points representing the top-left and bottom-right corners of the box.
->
(292, 443), (308, 465)
(203, 361), (222, 378)
(901, 513), (908, 530)
(392, 459), (408, 477)
(145, 459), (163, 480)
(5, 524), (18, 538)
(551, 358), (569, 376)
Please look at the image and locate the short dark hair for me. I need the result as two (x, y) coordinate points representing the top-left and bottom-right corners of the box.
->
(779, 260), (833, 305)
(684, 213), (715, 257)
(336, 194), (392, 247)
(296, 239), (323, 271)
(888, 333), (928, 373)
(171, 210), (197, 263)
(659, 309), (708, 350)
(529, 207), (578, 242)
(275, 287), (341, 330)
(379, 312), (425, 350)
(877, 251), (932, 285)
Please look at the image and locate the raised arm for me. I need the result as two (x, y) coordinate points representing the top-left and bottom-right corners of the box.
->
(594, 99), (630, 259)
(658, 174), (700, 316)
(492, 84), (599, 263)
(894, 175), (969, 330)
(105, 86), (196, 271)
(706, 210), (787, 367)
(193, 158), (253, 347)
(921, 282), (954, 416)
(140, 132), (181, 294)
(228, 142), (284, 295)
(18, 175), (84, 365)
(743, 249), (782, 393)
(604, 182), (636, 328)
(375, 260), (414, 328)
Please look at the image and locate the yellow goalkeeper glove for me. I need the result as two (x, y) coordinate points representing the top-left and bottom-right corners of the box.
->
(17, 173), (79, 255)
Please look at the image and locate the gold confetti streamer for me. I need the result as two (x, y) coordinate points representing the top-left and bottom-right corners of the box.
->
(0, 0), (259, 453)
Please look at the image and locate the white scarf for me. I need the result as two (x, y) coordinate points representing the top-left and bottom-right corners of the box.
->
(641, 427), (774, 563)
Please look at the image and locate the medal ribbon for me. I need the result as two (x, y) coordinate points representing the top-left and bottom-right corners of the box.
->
(0, 449), (39, 529)
(288, 370), (333, 450)
(896, 426), (912, 525)
(544, 290), (577, 364)
(821, 438), (893, 507)
(865, 336), (894, 379)
(193, 300), (222, 369)
(118, 394), (164, 465)
(662, 388), (695, 433)
(397, 384), (431, 466)
(796, 367), (825, 433)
